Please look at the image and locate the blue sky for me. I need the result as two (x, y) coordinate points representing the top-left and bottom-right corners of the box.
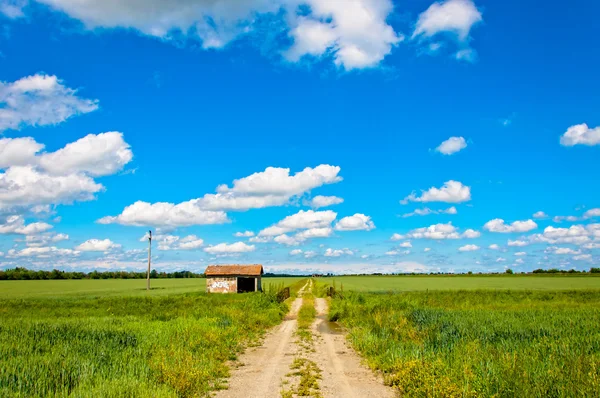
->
(0, 0), (599, 274)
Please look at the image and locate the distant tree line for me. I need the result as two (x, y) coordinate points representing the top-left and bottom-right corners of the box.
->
(0, 267), (204, 281)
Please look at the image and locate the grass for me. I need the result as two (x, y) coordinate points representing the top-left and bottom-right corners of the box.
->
(0, 289), (289, 397)
(329, 290), (600, 397)
(0, 277), (306, 299)
(320, 274), (600, 292)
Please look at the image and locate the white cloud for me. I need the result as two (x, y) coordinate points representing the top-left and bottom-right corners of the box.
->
(97, 200), (228, 227)
(533, 211), (548, 219)
(508, 240), (528, 247)
(435, 136), (467, 155)
(259, 209), (337, 237)
(7, 246), (80, 258)
(310, 195), (343, 209)
(529, 225), (593, 246)
(31, 0), (403, 70)
(488, 244), (500, 250)
(285, 0), (403, 70)
(234, 231), (254, 237)
(458, 244), (479, 252)
(484, 219), (537, 233)
(0, 215), (53, 235)
(156, 234), (204, 250)
(573, 254), (592, 261)
(334, 213), (375, 231)
(324, 248), (353, 257)
(551, 247), (581, 255)
(303, 250), (317, 258)
(462, 229), (480, 238)
(401, 180), (471, 204)
(101, 165), (342, 226)
(0, 74), (98, 132)
(294, 227), (333, 240)
(392, 222), (479, 240)
(454, 48), (476, 62)
(553, 215), (579, 223)
(274, 234), (300, 246)
(290, 249), (303, 256)
(75, 238), (121, 252)
(424, 247), (431, 252)
(0, 133), (133, 213)
(496, 257), (506, 262)
(401, 206), (457, 217)
(583, 208), (600, 219)
(204, 241), (255, 254)
(560, 123), (600, 146)
(399, 241), (412, 248)
(1, 0), (26, 18)
(39, 132), (132, 177)
(583, 242), (600, 250)
(514, 252), (526, 256)
(25, 232), (68, 247)
(413, 0), (482, 41)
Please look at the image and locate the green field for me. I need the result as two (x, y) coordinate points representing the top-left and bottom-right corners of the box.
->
(321, 275), (600, 292)
(0, 277), (306, 298)
(326, 285), (600, 397)
(0, 277), (306, 397)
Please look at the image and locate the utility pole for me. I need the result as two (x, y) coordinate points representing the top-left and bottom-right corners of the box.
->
(146, 230), (152, 290)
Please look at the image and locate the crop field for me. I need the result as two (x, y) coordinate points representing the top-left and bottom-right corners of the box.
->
(321, 274), (600, 292)
(0, 278), (305, 397)
(0, 277), (306, 299)
(329, 288), (600, 397)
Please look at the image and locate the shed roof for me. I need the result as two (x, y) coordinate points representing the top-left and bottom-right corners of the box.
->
(204, 264), (263, 276)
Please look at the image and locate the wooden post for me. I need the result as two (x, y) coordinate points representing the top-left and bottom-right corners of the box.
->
(146, 230), (152, 290)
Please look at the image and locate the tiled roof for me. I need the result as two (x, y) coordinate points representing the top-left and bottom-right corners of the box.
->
(204, 264), (263, 276)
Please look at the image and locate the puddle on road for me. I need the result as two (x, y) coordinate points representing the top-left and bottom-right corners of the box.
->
(318, 319), (344, 335)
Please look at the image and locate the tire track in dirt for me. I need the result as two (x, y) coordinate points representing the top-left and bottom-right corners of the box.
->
(214, 282), (308, 398)
(310, 298), (396, 398)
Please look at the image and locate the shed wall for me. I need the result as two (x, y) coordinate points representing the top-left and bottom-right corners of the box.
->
(206, 276), (237, 293)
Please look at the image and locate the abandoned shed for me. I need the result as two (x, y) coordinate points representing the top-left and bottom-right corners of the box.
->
(204, 264), (263, 293)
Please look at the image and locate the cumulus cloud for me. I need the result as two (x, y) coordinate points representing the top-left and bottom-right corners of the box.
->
(435, 136), (467, 155)
(294, 227), (333, 240)
(412, 0), (482, 61)
(0, 133), (132, 213)
(413, 0), (482, 40)
(0, 74), (98, 132)
(260, 210), (337, 236)
(29, 0), (402, 70)
(274, 234), (300, 246)
(25, 232), (68, 247)
(553, 215), (579, 223)
(309, 195), (343, 209)
(324, 248), (353, 257)
(204, 241), (255, 254)
(484, 219), (537, 233)
(334, 213), (375, 231)
(550, 247), (580, 255)
(514, 252), (526, 256)
(529, 225), (594, 246)
(100, 165), (341, 227)
(234, 231), (255, 237)
(488, 244), (500, 250)
(560, 123), (600, 146)
(7, 246), (80, 258)
(401, 206), (457, 217)
(583, 208), (600, 219)
(98, 200), (228, 227)
(573, 254), (592, 261)
(508, 240), (528, 247)
(75, 238), (121, 252)
(155, 234), (204, 250)
(0, 0), (27, 18)
(401, 180), (471, 204)
(458, 244), (479, 252)
(391, 222), (477, 240)
(533, 211), (548, 219)
(0, 215), (53, 235)
(399, 241), (412, 248)
(289, 249), (303, 256)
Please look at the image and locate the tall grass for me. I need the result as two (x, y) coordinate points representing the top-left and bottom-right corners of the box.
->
(330, 290), (600, 397)
(0, 292), (286, 397)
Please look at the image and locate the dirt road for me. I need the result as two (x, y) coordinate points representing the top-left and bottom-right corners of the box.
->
(215, 282), (396, 397)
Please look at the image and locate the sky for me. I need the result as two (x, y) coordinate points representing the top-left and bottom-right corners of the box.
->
(0, 0), (599, 275)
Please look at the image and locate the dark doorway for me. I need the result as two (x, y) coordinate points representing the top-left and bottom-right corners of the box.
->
(237, 277), (256, 293)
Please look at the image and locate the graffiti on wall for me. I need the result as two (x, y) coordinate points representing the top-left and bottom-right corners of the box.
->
(210, 279), (233, 292)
